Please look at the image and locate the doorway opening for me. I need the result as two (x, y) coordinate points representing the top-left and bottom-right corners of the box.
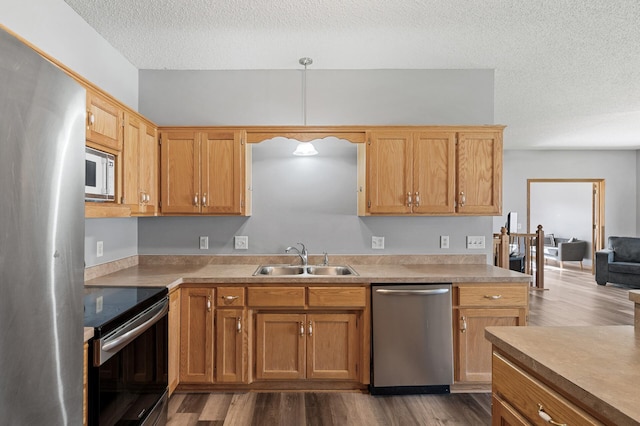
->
(527, 179), (605, 274)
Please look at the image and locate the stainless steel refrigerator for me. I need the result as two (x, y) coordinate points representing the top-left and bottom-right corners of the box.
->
(0, 27), (85, 424)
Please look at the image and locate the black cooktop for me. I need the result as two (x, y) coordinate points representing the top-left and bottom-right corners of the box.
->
(84, 286), (167, 336)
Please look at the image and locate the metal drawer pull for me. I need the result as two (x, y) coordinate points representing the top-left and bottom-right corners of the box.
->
(299, 322), (305, 336)
(461, 316), (467, 333)
(484, 294), (502, 300)
(537, 404), (566, 426)
(207, 295), (211, 312)
(222, 295), (239, 304)
(308, 321), (313, 337)
(236, 317), (242, 333)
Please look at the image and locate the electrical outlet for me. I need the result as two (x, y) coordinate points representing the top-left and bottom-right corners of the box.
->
(199, 236), (209, 250)
(96, 241), (103, 257)
(466, 235), (486, 249)
(372, 236), (385, 249)
(235, 236), (249, 250)
(440, 235), (449, 249)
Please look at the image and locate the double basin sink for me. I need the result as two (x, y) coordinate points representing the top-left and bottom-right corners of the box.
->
(253, 265), (358, 276)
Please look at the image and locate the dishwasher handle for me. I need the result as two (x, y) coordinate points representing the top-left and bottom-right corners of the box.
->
(375, 288), (450, 296)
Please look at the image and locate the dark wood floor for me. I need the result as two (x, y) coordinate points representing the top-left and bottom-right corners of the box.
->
(167, 265), (635, 426)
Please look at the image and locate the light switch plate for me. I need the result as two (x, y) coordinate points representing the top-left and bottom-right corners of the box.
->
(372, 236), (385, 249)
(97, 241), (103, 257)
(235, 236), (249, 250)
(466, 235), (486, 249)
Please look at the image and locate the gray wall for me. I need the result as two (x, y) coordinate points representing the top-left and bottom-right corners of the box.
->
(494, 150), (637, 240)
(135, 69), (497, 260)
(139, 137), (491, 256)
(85, 218), (138, 266)
(530, 182), (593, 263)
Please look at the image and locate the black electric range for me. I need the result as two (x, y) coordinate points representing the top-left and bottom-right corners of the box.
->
(83, 286), (168, 337)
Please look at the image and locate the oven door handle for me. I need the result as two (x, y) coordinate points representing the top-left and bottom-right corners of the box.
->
(98, 298), (168, 361)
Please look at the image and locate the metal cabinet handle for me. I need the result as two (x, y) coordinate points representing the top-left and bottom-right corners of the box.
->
(537, 404), (567, 426)
(222, 295), (239, 303)
(459, 191), (466, 206)
(88, 112), (95, 126)
(194, 193), (200, 207)
(207, 295), (211, 312)
(407, 192), (412, 206)
(414, 192), (420, 207)
(144, 193), (150, 203)
(461, 316), (467, 333)
(299, 322), (305, 336)
(308, 321), (313, 337)
(484, 295), (502, 300)
(202, 193), (207, 207)
(236, 317), (242, 333)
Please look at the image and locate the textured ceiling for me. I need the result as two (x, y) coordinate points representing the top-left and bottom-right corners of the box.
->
(64, 0), (640, 150)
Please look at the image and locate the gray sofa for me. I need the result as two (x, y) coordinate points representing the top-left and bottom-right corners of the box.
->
(596, 236), (640, 288)
(539, 234), (587, 269)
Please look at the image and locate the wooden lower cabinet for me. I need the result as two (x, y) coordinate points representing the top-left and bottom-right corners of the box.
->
(453, 283), (528, 384)
(255, 312), (359, 381)
(216, 308), (247, 383)
(180, 287), (214, 384)
(168, 289), (181, 395)
(492, 351), (602, 425)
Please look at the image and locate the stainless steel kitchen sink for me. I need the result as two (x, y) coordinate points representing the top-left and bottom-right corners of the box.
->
(253, 265), (358, 276)
(306, 265), (358, 275)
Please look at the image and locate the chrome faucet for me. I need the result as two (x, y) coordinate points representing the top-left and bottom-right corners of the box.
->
(286, 242), (308, 266)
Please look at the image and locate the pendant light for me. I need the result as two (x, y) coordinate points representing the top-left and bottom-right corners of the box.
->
(293, 57), (318, 156)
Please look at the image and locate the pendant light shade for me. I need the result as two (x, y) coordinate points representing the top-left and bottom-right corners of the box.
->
(293, 142), (318, 156)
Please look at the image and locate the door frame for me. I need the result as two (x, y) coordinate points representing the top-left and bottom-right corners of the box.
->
(527, 178), (605, 274)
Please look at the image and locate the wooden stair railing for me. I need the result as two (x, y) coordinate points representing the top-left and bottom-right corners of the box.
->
(493, 225), (545, 290)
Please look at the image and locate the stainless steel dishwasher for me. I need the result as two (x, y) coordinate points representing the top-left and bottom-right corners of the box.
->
(370, 283), (454, 395)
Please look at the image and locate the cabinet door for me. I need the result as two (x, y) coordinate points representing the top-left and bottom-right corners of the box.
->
(255, 313), (305, 380)
(86, 89), (122, 151)
(412, 132), (456, 214)
(216, 309), (246, 383)
(201, 131), (245, 215)
(366, 132), (413, 214)
(139, 121), (158, 215)
(168, 289), (181, 395)
(307, 313), (358, 380)
(456, 132), (502, 215)
(491, 394), (531, 426)
(180, 288), (214, 384)
(455, 307), (525, 382)
(160, 131), (200, 214)
(122, 112), (142, 212)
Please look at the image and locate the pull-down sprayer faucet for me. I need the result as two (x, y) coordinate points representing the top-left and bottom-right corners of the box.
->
(285, 242), (308, 266)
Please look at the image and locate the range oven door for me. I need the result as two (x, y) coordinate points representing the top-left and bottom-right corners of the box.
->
(88, 298), (169, 425)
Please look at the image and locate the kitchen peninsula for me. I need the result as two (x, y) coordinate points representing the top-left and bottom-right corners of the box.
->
(85, 254), (531, 394)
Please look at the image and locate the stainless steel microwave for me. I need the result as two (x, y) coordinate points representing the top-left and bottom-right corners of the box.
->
(85, 147), (115, 201)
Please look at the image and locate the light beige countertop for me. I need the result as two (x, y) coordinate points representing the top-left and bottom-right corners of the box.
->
(84, 255), (531, 289)
(630, 290), (640, 304)
(485, 325), (640, 425)
(84, 327), (94, 343)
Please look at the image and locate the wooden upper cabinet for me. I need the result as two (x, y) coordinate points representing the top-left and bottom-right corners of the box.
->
(456, 131), (503, 215)
(160, 129), (249, 215)
(160, 131), (200, 214)
(413, 132), (456, 214)
(365, 130), (456, 215)
(361, 126), (503, 216)
(201, 131), (245, 215)
(122, 112), (158, 215)
(86, 89), (123, 151)
(366, 131), (413, 214)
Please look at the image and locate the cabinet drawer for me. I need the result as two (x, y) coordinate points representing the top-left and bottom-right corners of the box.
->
(458, 285), (527, 307)
(493, 352), (602, 425)
(216, 287), (245, 307)
(247, 287), (305, 307)
(308, 287), (366, 307)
